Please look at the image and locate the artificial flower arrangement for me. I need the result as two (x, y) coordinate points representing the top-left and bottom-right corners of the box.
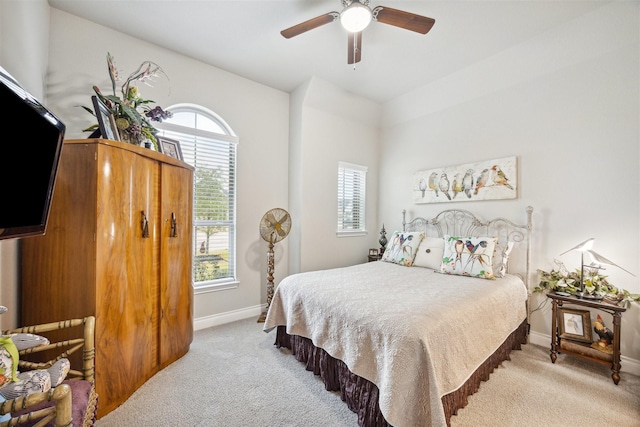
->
(83, 52), (172, 150)
(535, 259), (640, 308)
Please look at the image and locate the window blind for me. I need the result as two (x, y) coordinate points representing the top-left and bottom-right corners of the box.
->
(337, 161), (367, 234)
(157, 107), (238, 290)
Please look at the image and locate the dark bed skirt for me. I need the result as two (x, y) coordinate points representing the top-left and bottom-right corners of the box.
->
(274, 320), (528, 427)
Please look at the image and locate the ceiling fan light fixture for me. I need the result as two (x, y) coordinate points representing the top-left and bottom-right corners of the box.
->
(340, 1), (372, 33)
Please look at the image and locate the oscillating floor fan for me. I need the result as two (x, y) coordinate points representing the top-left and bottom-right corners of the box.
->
(257, 208), (291, 322)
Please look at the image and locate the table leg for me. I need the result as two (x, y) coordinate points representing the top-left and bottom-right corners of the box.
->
(611, 312), (622, 385)
(550, 298), (558, 363)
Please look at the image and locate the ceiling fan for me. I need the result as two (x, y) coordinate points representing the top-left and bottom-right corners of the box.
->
(281, 0), (435, 65)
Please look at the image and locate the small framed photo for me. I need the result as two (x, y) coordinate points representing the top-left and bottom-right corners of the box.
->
(91, 95), (119, 141)
(158, 136), (183, 160)
(369, 248), (379, 257)
(558, 308), (592, 343)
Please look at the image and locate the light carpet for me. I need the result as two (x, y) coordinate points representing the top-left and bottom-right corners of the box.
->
(95, 317), (640, 427)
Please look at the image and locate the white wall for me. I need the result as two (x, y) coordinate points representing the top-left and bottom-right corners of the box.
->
(0, 0), (52, 329)
(291, 77), (381, 273)
(379, 2), (640, 365)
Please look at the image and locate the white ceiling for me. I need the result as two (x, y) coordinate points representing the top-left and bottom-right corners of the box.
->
(48, 0), (607, 104)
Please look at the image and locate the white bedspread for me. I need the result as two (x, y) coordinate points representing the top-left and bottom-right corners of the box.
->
(263, 261), (528, 427)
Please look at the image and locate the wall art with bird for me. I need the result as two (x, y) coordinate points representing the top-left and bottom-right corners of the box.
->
(412, 156), (517, 204)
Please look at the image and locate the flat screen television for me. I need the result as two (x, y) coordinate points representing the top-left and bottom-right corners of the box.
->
(0, 65), (65, 240)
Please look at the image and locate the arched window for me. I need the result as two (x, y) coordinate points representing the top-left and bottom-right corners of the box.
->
(156, 104), (238, 291)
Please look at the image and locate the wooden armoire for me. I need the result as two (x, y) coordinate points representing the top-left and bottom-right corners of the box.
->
(21, 138), (194, 418)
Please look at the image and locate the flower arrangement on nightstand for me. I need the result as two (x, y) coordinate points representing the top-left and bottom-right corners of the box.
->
(535, 238), (638, 308)
(535, 262), (640, 308)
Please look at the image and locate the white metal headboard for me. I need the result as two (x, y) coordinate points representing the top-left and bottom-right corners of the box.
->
(403, 206), (534, 325)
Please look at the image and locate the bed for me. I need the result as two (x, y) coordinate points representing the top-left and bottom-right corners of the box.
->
(263, 206), (533, 427)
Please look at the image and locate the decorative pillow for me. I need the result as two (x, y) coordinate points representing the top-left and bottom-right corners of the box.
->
(0, 359), (70, 399)
(0, 335), (70, 401)
(46, 358), (71, 388)
(413, 237), (445, 270)
(0, 369), (52, 400)
(440, 235), (497, 279)
(493, 241), (514, 278)
(7, 333), (50, 351)
(0, 337), (19, 388)
(381, 231), (424, 266)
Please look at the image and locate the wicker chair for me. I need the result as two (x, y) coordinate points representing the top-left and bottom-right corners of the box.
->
(0, 317), (97, 427)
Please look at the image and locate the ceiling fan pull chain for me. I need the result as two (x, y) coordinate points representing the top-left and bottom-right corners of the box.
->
(353, 33), (358, 70)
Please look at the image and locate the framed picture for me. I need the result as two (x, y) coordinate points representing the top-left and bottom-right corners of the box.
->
(369, 248), (379, 257)
(412, 156), (517, 204)
(91, 95), (119, 141)
(558, 308), (592, 343)
(158, 136), (183, 160)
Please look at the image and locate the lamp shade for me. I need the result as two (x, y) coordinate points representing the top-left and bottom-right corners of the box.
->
(559, 238), (594, 256)
(585, 249), (636, 277)
(340, 1), (372, 32)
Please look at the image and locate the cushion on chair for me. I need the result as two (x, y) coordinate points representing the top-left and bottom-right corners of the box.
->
(9, 380), (97, 427)
(65, 380), (98, 427)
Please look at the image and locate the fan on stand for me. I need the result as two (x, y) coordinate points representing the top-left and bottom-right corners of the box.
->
(257, 208), (291, 323)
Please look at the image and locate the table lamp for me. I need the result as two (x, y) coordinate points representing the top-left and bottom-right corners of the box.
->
(584, 249), (636, 277)
(560, 238), (635, 298)
(559, 238), (594, 296)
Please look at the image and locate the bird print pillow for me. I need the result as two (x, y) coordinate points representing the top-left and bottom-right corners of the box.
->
(440, 235), (497, 279)
(381, 231), (424, 267)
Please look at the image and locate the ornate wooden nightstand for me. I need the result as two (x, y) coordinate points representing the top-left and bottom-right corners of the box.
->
(547, 292), (626, 384)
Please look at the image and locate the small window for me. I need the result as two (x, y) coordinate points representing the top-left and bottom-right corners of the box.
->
(337, 161), (367, 236)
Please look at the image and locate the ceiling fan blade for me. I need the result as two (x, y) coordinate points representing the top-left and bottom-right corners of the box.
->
(347, 32), (362, 65)
(372, 6), (435, 34)
(281, 12), (339, 39)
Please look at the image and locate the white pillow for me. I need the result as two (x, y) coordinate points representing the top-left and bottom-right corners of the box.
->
(493, 241), (514, 278)
(413, 237), (445, 270)
(381, 231), (424, 267)
(440, 235), (497, 280)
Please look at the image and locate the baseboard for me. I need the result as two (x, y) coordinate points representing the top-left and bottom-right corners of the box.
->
(528, 330), (640, 376)
(194, 304), (265, 330)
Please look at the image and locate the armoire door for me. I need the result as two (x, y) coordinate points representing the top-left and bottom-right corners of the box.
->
(159, 162), (194, 366)
(94, 144), (160, 415)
